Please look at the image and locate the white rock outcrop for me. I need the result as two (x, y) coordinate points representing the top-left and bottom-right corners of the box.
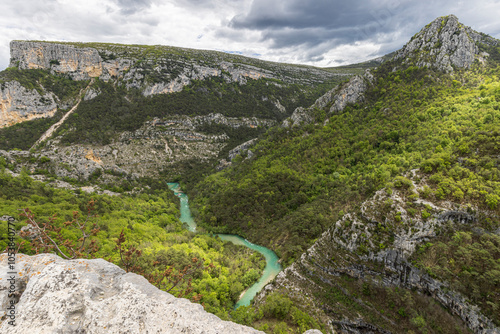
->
(283, 70), (373, 127)
(228, 138), (258, 161)
(393, 15), (497, 72)
(0, 81), (57, 128)
(0, 253), (263, 334)
(10, 41), (104, 80)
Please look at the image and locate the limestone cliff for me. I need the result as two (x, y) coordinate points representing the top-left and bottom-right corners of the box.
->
(9, 41), (132, 81)
(8, 41), (341, 95)
(10, 41), (103, 80)
(0, 80), (57, 127)
(0, 253), (263, 334)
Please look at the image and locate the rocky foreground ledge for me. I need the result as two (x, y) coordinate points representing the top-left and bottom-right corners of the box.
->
(0, 253), (272, 334)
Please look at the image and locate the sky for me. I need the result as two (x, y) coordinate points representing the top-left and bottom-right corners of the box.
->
(1, 0), (500, 70)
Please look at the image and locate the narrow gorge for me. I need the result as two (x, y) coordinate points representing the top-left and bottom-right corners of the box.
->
(1, 14), (500, 334)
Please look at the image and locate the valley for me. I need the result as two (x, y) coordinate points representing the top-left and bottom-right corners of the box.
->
(169, 181), (281, 309)
(1, 14), (500, 334)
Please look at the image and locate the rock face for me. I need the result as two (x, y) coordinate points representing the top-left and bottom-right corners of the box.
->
(138, 62), (275, 96)
(10, 41), (105, 80)
(0, 253), (263, 334)
(228, 138), (258, 161)
(283, 70), (373, 127)
(331, 319), (391, 334)
(0, 80), (57, 127)
(328, 73), (372, 114)
(282, 106), (313, 127)
(0, 146), (107, 181)
(258, 171), (500, 334)
(363, 250), (498, 334)
(393, 15), (496, 72)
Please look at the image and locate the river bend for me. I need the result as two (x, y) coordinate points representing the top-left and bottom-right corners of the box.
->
(167, 183), (281, 307)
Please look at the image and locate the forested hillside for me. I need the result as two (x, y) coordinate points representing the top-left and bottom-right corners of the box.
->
(0, 165), (267, 319)
(0, 14), (499, 334)
(0, 41), (357, 181)
(190, 15), (500, 333)
(192, 54), (500, 264)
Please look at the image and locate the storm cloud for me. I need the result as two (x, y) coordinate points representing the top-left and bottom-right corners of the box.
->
(0, 0), (499, 70)
(226, 0), (500, 63)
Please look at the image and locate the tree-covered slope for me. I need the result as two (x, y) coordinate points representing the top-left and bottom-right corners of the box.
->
(0, 40), (360, 182)
(0, 165), (267, 319)
(190, 15), (500, 332)
(192, 55), (500, 261)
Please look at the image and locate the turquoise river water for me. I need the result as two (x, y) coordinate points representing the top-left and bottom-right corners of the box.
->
(167, 183), (282, 308)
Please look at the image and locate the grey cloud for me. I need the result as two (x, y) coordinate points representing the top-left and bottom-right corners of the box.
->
(171, 0), (246, 10)
(115, 0), (154, 15)
(229, 0), (426, 46)
(230, 0), (368, 30)
(171, 0), (215, 8)
(224, 0), (500, 64)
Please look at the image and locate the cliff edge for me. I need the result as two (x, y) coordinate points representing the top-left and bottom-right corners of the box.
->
(0, 253), (263, 334)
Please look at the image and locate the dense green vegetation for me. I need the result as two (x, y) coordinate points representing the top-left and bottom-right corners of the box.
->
(0, 166), (265, 317)
(0, 110), (63, 150)
(413, 231), (500, 322)
(192, 61), (500, 261)
(190, 58), (500, 330)
(169, 122), (266, 187)
(230, 292), (323, 333)
(54, 77), (336, 146)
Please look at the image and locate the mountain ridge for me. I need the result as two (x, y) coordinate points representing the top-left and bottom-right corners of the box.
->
(191, 14), (500, 333)
(282, 14), (500, 129)
(2, 40), (352, 128)
(0, 14), (499, 334)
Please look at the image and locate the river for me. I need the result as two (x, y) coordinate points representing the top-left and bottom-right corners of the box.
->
(167, 183), (282, 308)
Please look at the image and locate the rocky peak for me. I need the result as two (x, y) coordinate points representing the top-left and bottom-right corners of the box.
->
(393, 15), (496, 72)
